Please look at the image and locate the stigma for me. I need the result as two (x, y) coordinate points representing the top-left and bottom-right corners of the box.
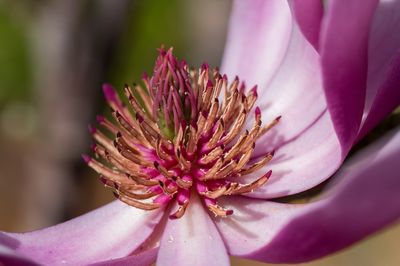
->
(83, 47), (280, 219)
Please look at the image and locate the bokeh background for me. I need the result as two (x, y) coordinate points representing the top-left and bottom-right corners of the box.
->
(0, 1), (399, 265)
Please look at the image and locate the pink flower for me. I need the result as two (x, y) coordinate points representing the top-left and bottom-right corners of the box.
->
(1, 1), (399, 265)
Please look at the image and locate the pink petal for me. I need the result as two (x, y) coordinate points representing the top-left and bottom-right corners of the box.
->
(245, 111), (342, 198)
(320, 0), (379, 153)
(359, 0), (400, 137)
(215, 126), (400, 263)
(224, 1), (328, 152)
(157, 196), (229, 266)
(249, 22), (326, 154)
(213, 197), (305, 261)
(292, 0), (324, 50)
(2, 201), (163, 265)
(222, 0), (343, 198)
(221, 0), (292, 91)
(88, 248), (158, 266)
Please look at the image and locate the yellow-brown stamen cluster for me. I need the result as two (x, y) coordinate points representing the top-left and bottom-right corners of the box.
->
(83, 47), (280, 219)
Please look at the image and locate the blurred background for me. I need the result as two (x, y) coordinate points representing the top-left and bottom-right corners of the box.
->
(0, 1), (399, 265)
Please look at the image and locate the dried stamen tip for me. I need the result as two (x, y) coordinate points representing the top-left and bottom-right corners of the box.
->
(88, 124), (97, 134)
(250, 85), (258, 95)
(255, 107), (261, 116)
(96, 115), (105, 123)
(91, 143), (97, 151)
(208, 204), (234, 217)
(201, 63), (209, 70)
(99, 176), (107, 185)
(102, 84), (117, 100)
(86, 47), (278, 219)
(136, 113), (144, 123)
(82, 154), (91, 163)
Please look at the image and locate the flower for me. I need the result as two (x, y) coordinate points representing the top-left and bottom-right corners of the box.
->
(1, 1), (400, 266)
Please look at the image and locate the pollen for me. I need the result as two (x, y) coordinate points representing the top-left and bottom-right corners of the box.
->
(83, 47), (280, 219)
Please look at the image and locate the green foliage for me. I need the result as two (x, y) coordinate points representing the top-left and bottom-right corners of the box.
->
(109, 0), (188, 90)
(0, 9), (31, 105)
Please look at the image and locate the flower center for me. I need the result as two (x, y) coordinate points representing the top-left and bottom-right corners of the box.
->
(83, 47), (280, 219)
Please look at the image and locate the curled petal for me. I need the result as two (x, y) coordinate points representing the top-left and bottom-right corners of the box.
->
(0, 201), (163, 265)
(224, 2), (337, 198)
(359, 0), (400, 137)
(224, 1), (328, 153)
(215, 126), (400, 263)
(360, 55), (400, 138)
(320, 0), (379, 153)
(292, 0), (323, 50)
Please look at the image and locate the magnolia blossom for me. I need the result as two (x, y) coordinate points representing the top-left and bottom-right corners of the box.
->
(1, 0), (400, 265)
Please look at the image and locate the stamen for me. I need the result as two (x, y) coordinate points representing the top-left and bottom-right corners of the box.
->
(128, 174), (159, 186)
(158, 181), (178, 196)
(119, 189), (158, 200)
(228, 170), (272, 195)
(115, 192), (161, 211)
(240, 151), (275, 175)
(199, 184), (230, 199)
(198, 145), (224, 165)
(206, 197), (234, 217)
(259, 116), (282, 137)
(245, 85), (258, 111)
(169, 201), (189, 219)
(206, 119), (224, 149)
(175, 176), (193, 189)
(85, 47), (279, 218)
